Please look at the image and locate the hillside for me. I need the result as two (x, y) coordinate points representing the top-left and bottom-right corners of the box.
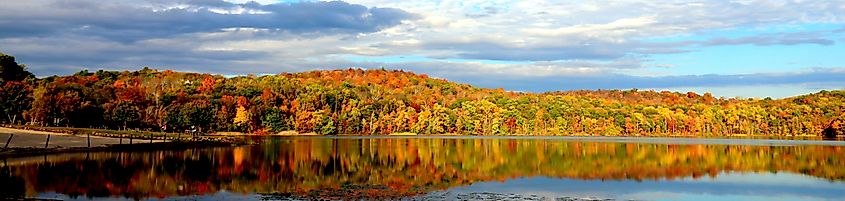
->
(1, 65), (844, 136)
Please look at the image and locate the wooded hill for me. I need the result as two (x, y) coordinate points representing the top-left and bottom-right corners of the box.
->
(1, 53), (843, 136)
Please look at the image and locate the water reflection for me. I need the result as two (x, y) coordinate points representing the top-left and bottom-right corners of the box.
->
(1, 137), (844, 200)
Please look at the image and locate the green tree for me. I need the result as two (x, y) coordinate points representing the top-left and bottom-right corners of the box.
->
(184, 99), (215, 133)
(106, 100), (140, 130)
(262, 107), (290, 132)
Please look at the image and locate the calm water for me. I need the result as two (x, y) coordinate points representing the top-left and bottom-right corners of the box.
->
(2, 137), (845, 200)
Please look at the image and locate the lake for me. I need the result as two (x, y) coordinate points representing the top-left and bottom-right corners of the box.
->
(2, 136), (845, 200)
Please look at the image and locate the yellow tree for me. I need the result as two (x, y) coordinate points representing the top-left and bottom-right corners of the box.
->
(414, 107), (432, 134)
(234, 105), (252, 132)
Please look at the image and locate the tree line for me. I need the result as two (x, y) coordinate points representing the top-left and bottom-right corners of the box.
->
(0, 53), (843, 136)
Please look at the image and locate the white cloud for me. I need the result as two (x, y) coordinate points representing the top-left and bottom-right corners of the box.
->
(2, 0), (845, 95)
(522, 16), (659, 37)
(222, 0), (279, 5)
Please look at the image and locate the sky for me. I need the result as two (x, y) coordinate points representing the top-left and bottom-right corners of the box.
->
(1, 0), (845, 98)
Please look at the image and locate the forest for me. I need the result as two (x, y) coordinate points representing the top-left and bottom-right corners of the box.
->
(1, 53), (844, 136)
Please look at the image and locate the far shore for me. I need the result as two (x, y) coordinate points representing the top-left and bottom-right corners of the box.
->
(205, 129), (831, 139)
(1, 125), (840, 158)
(3, 125), (835, 139)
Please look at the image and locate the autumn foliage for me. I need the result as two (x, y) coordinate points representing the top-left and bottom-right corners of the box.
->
(1, 67), (844, 136)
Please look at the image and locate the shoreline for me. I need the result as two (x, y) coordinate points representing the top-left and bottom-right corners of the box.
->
(212, 129), (829, 138)
(2, 126), (842, 158)
(6, 125), (834, 138)
(0, 141), (236, 159)
(4, 125), (838, 140)
(0, 126), (246, 158)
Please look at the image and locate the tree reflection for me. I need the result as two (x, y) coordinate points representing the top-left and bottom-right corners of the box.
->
(1, 138), (843, 199)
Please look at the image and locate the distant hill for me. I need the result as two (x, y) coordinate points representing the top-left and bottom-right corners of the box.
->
(2, 66), (844, 136)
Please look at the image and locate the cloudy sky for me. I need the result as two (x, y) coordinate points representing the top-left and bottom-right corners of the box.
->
(1, 0), (845, 98)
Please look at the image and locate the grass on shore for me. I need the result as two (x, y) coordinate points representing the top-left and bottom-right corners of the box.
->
(5, 125), (227, 142)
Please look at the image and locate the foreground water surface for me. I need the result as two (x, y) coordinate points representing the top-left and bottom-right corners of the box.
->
(2, 136), (845, 200)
